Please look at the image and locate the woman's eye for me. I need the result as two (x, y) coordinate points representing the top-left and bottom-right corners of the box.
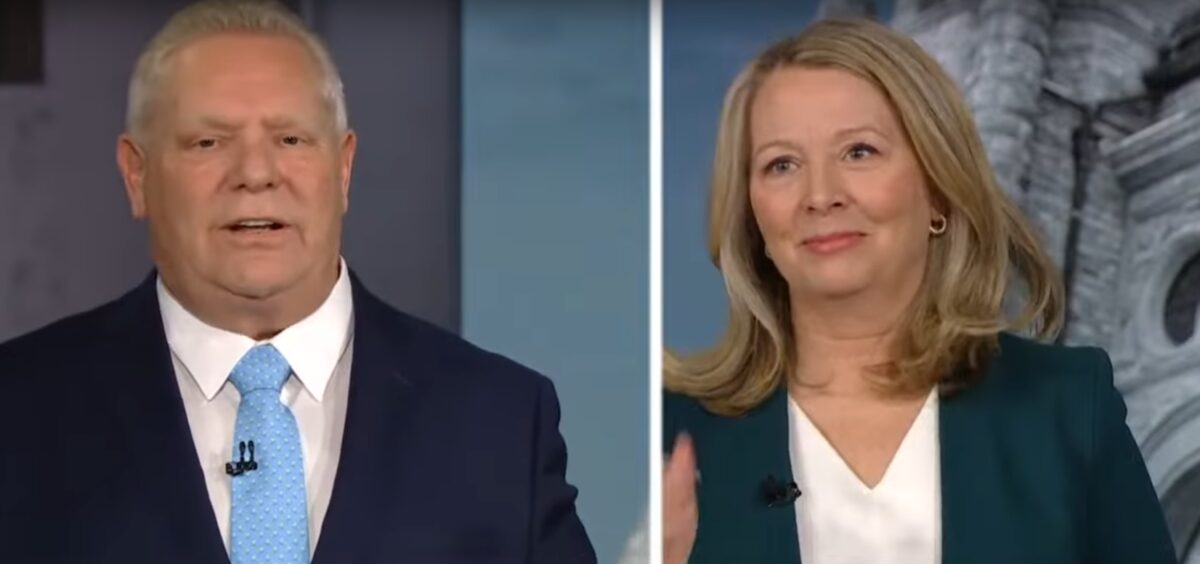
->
(282, 135), (302, 146)
(764, 157), (796, 175)
(195, 138), (217, 149)
(845, 143), (878, 161)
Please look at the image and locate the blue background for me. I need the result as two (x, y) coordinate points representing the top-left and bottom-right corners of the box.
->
(462, 2), (649, 561)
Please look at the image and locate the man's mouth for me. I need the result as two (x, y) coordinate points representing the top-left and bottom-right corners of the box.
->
(226, 219), (287, 232)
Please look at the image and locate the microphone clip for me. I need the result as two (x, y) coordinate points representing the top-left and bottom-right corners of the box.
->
(225, 440), (258, 476)
(761, 474), (801, 508)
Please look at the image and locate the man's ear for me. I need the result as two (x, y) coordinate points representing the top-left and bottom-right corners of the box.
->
(116, 134), (149, 219)
(338, 129), (357, 213)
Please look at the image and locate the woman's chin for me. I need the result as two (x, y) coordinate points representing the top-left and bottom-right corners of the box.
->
(792, 274), (873, 302)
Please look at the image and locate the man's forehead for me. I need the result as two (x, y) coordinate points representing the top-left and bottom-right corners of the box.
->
(134, 29), (342, 139)
(159, 35), (326, 107)
(166, 31), (323, 84)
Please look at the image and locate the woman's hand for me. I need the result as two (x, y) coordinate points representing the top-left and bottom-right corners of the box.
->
(663, 433), (699, 564)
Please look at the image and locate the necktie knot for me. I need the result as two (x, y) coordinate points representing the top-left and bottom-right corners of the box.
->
(229, 344), (291, 395)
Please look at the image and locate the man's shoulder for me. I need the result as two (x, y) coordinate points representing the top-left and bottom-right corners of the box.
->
(0, 287), (143, 415)
(0, 293), (131, 369)
(357, 288), (551, 393)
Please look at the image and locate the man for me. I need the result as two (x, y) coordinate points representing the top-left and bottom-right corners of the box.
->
(0, 1), (595, 562)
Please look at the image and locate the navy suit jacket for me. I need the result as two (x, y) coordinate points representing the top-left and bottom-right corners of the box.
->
(0, 273), (596, 563)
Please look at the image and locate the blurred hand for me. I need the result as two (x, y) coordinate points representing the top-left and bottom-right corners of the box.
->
(663, 433), (698, 564)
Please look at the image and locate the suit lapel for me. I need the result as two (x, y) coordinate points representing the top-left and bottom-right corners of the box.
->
(101, 275), (228, 562)
(939, 380), (1001, 564)
(693, 387), (801, 564)
(940, 346), (1024, 564)
(311, 276), (423, 563)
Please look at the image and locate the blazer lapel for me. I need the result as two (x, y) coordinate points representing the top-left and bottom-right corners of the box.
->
(311, 276), (425, 563)
(100, 275), (227, 562)
(939, 348), (1026, 564)
(692, 387), (801, 564)
(939, 380), (1001, 564)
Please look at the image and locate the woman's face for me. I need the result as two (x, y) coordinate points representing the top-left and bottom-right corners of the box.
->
(747, 66), (936, 306)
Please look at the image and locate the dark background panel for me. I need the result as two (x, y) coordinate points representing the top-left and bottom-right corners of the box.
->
(0, 0), (44, 83)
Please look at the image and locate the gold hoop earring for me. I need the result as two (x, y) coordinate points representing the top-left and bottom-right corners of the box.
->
(930, 214), (947, 236)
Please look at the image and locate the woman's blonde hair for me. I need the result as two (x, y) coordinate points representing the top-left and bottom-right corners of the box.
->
(665, 18), (1063, 416)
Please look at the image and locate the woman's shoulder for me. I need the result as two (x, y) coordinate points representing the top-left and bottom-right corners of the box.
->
(663, 389), (706, 454)
(989, 331), (1114, 391)
(663, 385), (787, 441)
(663, 389), (702, 415)
(964, 331), (1117, 427)
(995, 331), (1109, 367)
(663, 389), (712, 435)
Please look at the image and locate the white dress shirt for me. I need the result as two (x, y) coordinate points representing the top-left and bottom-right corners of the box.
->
(157, 261), (354, 556)
(787, 390), (941, 564)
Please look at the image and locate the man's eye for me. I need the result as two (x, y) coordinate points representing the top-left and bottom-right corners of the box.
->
(283, 136), (302, 146)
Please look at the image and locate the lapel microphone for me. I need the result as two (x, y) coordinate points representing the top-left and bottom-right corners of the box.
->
(761, 474), (802, 507)
(225, 440), (259, 476)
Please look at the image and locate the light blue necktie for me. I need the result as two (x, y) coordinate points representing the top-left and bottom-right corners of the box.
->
(228, 344), (310, 564)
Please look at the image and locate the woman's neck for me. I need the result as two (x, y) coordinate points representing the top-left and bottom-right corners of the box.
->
(789, 291), (906, 397)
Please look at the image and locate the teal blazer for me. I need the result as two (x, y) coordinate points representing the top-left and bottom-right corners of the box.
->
(665, 333), (1177, 564)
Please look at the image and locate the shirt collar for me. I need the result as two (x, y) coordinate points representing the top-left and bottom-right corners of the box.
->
(157, 259), (354, 402)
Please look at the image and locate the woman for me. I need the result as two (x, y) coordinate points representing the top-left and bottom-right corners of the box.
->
(662, 18), (1176, 564)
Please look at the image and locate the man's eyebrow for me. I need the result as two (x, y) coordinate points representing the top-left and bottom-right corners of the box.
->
(263, 116), (300, 129)
(194, 116), (242, 131)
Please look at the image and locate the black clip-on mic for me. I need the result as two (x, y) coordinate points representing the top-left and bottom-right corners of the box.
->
(225, 440), (259, 476)
(761, 474), (802, 508)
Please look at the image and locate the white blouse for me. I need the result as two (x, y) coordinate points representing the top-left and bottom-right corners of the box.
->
(787, 391), (942, 564)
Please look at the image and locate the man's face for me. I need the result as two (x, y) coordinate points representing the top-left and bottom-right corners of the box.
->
(120, 31), (355, 302)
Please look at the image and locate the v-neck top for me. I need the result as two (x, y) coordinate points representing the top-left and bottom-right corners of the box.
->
(787, 390), (941, 564)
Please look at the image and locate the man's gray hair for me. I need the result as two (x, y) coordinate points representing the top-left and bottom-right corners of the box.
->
(125, 0), (347, 142)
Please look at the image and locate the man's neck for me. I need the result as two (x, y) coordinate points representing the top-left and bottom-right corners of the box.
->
(161, 262), (340, 341)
